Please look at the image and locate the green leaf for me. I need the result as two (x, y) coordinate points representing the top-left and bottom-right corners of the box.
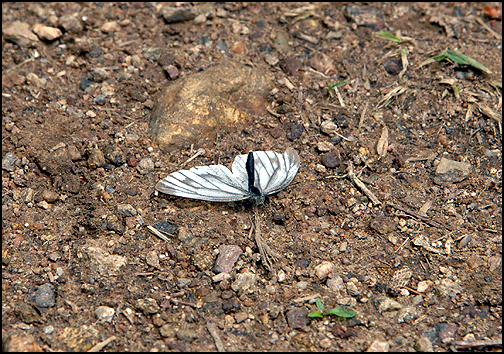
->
(431, 53), (448, 62)
(324, 306), (357, 318)
(432, 49), (492, 74)
(308, 310), (324, 318)
(377, 31), (401, 43)
(315, 298), (324, 311)
(328, 78), (349, 90)
(452, 84), (459, 98)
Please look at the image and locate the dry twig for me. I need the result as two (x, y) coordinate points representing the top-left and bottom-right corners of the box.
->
(87, 336), (117, 352)
(181, 148), (205, 167)
(347, 163), (381, 205)
(386, 202), (453, 231)
(453, 339), (502, 350)
(147, 225), (171, 242)
(207, 322), (226, 352)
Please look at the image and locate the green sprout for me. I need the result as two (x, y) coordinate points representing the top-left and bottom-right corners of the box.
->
(308, 298), (357, 319)
(328, 78), (349, 91)
(376, 31), (401, 43)
(421, 49), (492, 74)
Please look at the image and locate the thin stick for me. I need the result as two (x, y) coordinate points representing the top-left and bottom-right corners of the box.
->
(207, 322), (226, 352)
(347, 163), (381, 205)
(453, 339), (502, 350)
(386, 203), (453, 231)
(475, 16), (501, 39)
(87, 336), (117, 352)
(146, 225), (171, 242)
(334, 86), (345, 107)
(181, 148), (205, 167)
(170, 298), (201, 309)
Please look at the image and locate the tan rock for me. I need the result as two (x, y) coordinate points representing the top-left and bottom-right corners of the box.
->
(149, 61), (273, 150)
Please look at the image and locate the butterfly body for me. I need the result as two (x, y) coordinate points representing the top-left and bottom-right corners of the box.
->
(156, 148), (300, 204)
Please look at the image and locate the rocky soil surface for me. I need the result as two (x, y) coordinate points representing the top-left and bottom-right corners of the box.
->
(2, 2), (502, 352)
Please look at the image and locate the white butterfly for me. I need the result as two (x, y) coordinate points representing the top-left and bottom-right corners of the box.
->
(156, 148), (300, 204)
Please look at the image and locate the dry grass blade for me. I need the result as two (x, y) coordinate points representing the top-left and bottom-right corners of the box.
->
(399, 48), (409, 78)
(376, 125), (389, 158)
(181, 148), (205, 167)
(475, 102), (502, 134)
(377, 86), (406, 108)
(283, 4), (317, 17)
(475, 102), (502, 123)
(251, 206), (280, 272)
(358, 101), (369, 130)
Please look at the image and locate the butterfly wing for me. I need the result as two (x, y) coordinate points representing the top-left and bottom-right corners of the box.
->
(252, 148), (300, 196)
(156, 164), (251, 202)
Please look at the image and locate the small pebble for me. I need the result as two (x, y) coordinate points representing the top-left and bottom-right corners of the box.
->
(320, 120), (338, 135)
(34, 283), (55, 308)
(214, 245), (243, 274)
(42, 325), (55, 334)
(41, 189), (59, 203)
(95, 306), (115, 323)
(414, 336), (433, 352)
(285, 307), (309, 329)
(136, 157), (154, 175)
(116, 203), (137, 217)
(321, 150), (341, 168)
(315, 261), (335, 280)
(367, 339), (390, 352)
(316, 141), (334, 152)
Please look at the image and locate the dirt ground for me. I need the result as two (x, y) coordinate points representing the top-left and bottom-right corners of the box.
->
(2, 2), (502, 352)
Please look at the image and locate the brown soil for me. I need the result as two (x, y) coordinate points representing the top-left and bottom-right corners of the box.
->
(2, 2), (502, 352)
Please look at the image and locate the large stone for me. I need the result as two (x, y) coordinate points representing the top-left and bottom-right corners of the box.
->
(149, 61), (273, 150)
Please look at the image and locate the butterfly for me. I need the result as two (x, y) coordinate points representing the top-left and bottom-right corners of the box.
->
(156, 148), (300, 204)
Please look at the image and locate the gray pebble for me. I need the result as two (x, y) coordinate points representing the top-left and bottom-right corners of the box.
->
(231, 271), (256, 293)
(373, 296), (403, 313)
(88, 68), (108, 83)
(116, 203), (137, 217)
(414, 336), (433, 352)
(161, 6), (196, 23)
(288, 123), (303, 141)
(435, 278), (462, 297)
(43, 325), (55, 334)
(34, 283), (55, 308)
(146, 250), (160, 269)
(434, 157), (471, 185)
(136, 157), (154, 175)
(59, 14), (83, 33)
(66, 144), (82, 161)
(95, 306), (115, 322)
(320, 120), (338, 135)
(367, 339), (390, 352)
